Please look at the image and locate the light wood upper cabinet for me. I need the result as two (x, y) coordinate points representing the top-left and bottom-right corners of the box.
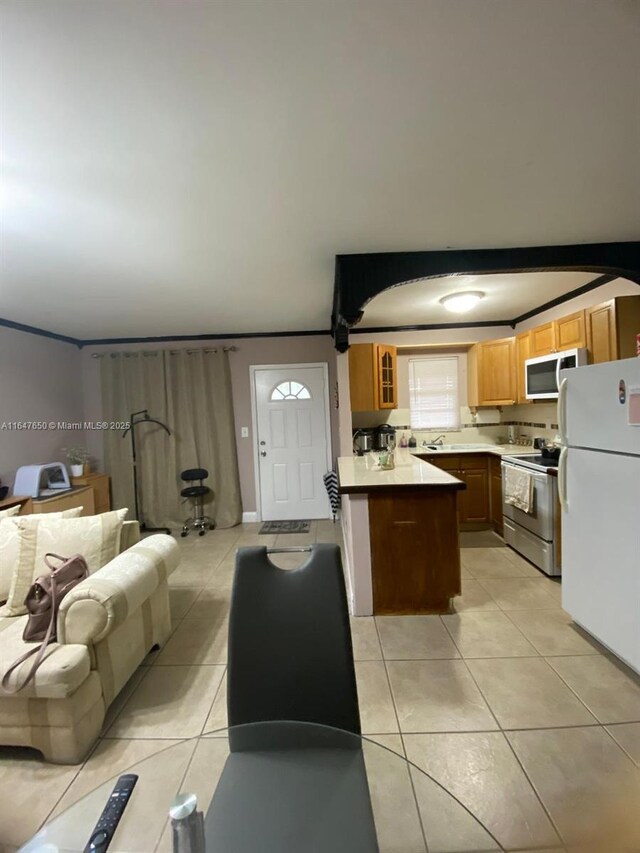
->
(554, 309), (586, 350)
(468, 337), (516, 407)
(526, 310), (586, 359)
(515, 332), (531, 404)
(586, 297), (640, 364)
(376, 344), (397, 409)
(349, 343), (398, 412)
(479, 337), (516, 406)
(529, 322), (555, 357)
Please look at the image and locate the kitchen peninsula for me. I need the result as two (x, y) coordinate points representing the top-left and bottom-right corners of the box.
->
(338, 449), (466, 616)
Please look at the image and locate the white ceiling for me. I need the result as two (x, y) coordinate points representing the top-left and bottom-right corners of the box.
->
(360, 271), (598, 327)
(1, 0), (639, 340)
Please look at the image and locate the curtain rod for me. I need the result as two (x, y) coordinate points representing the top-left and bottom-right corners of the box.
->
(91, 346), (238, 358)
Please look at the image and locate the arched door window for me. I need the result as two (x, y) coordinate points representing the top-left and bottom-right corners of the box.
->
(270, 380), (311, 401)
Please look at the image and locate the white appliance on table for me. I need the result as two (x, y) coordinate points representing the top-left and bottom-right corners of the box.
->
(501, 454), (560, 576)
(558, 357), (640, 674)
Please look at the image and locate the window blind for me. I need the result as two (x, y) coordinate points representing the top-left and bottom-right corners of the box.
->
(409, 357), (460, 430)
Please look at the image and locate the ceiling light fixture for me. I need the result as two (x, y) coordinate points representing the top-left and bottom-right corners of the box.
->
(439, 291), (485, 314)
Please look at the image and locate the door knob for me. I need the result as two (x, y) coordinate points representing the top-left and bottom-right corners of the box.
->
(260, 451), (267, 457)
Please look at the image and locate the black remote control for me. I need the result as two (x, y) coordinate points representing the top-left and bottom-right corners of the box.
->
(83, 773), (138, 853)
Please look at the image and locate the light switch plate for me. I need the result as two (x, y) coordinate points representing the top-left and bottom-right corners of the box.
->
(241, 427), (249, 438)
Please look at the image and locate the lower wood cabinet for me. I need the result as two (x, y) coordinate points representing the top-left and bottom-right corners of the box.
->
(368, 488), (461, 614)
(420, 454), (489, 524)
(421, 452), (504, 530)
(490, 455), (503, 535)
(458, 468), (489, 523)
(70, 473), (111, 514)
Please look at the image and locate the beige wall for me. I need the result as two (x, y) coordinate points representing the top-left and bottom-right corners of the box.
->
(0, 327), (84, 488)
(80, 335), (338, 515)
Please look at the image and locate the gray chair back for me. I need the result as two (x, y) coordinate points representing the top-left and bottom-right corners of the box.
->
(227, 543), (361, 736)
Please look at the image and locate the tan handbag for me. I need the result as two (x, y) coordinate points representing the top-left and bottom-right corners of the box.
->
(2, 553), (89, 694)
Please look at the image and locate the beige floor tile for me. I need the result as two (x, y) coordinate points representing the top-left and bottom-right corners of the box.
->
(267, 550), (314, 570)
(167, 563), (217, 587)
(154, 618), (228, 665)
(450, 579), (501, 613)
(365, 733), (405, 756)
(363, 737), (427, 852)
(156, 737), (231, 851)
(203, 670), (228, 734)
(168, 586), (201, 622)
(466, 658), (597, 730)
(186, 587), (231, 619)
(355, 661), (399, 733)
(102, 665), (150, 733)
(477, 578), (560, 610)
(501, 547), (549, 576)
(508, 726), (640, 849)
(350, 616), (383, 660)
(548, 655), (640, 724)
(37, 741), (198, 852)
(234, 533), (277, 547)
(460, 565), (472, 579)
(0, 748), (80, 847)
(404, 732), (560, 851)
(273, 531), (317, 547)
(605, 723), (640, 766)
(506, 609), (606, 656)
(50, 738), (182, 818)
(462, 547), (539, 579)
(408, 765), (501, 852)
(105, 664), (225, 739)
(442, 611), (539, 658)
(387, 660), (498, 733)
(377, 615), (460, 660)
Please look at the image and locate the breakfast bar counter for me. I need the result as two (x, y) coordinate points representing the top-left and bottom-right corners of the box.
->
(338, 450), (465, 616)
(338, 450), (466, 493)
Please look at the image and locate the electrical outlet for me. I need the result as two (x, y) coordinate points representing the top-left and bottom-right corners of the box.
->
(241, 427), (249, 438)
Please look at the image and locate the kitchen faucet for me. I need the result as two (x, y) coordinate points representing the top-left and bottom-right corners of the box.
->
(430, 434), (447, 446)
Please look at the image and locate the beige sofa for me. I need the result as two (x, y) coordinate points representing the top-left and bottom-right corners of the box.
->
(0, 522), (179, 763)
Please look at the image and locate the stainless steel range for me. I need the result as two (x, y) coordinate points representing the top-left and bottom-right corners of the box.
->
(501, 453), (560, 576)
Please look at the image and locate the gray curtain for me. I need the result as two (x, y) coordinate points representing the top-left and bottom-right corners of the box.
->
(101, 349), (242, 529)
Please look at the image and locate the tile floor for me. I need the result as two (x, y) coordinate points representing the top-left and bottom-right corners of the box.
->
(2, 523), (640, 851)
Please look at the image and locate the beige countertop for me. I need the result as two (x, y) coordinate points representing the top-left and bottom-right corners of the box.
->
(407, 444), (538, 458)
(338, 444), (541, 493)
(338, 449), (465, 493)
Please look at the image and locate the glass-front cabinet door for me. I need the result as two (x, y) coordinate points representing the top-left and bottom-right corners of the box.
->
(376, 344), (397, 409)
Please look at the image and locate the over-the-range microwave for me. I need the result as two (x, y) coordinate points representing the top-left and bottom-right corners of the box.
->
(525, 347), (589, 400)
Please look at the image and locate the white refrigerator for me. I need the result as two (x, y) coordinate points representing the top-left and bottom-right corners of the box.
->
(559, 357), (640, 674)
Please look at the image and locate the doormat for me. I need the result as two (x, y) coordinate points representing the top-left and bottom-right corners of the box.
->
(259, 520), (311, 534)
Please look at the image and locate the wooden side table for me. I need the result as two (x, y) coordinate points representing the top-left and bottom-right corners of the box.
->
(0, 495), (34, 515)
(31, 486), (95, 516)
(70, 472), (111, 514)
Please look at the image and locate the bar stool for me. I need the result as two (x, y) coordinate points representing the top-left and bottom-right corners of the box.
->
(180, 468), (215, 537)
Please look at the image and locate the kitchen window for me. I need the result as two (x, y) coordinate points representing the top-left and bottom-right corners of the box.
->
(409, 356), (460, 430)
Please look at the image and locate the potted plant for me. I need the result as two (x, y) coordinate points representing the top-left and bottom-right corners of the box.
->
(63, 446), (90, 478)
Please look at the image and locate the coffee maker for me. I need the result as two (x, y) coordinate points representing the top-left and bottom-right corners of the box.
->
(374, 424), (396, 451)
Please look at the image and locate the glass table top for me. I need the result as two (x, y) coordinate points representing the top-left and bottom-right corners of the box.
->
(21, 721), (506, 853)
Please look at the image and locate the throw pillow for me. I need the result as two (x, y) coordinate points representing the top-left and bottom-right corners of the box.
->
(0, 506), (21, 521)
(0, 507), (85, 604)
(2, 508), (128, 615)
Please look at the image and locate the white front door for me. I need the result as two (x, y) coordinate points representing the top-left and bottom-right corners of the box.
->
(253, 365), (331, 521)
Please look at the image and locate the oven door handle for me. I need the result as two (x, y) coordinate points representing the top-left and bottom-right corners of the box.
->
(558, 446), (568, 512)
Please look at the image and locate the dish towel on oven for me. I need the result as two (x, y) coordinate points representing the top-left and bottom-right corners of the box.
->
(504, 466), (534, 513)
